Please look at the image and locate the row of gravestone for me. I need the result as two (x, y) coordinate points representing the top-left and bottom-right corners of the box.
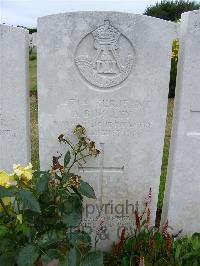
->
(0, 10), (200, 250)
(29, 32), (37, 52)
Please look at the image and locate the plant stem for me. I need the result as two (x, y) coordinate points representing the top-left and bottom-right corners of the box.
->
(67, 154), (91, 173)
(16, 198), (20, 213)
(63, 138), (76, 153)
(0, 198), (18, 243)
(0, 198), (11, 219)
(66, 142), (82, 173)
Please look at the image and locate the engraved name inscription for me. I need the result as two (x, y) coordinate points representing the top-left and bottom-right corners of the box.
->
(75, 20), (134, 89)
(54, 98), (152, 137)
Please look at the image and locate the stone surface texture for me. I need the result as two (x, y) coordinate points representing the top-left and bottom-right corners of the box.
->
(38, 12), (177, 249)
(162, 10), (200, 234)
(0, 25), (30, 172)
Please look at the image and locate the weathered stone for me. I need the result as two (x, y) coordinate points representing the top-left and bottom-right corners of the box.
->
(0, 25), (30, 172)
(38, 12), (177, 249)
(162, 10), (200, 234)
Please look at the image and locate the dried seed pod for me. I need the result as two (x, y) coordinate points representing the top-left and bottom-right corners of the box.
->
(69, 176), (81, 188)
(73, 124), (86, 137)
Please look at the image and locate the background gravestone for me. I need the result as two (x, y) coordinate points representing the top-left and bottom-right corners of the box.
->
(32, 32), (37, 53)
(0, 25), (30, 172)
(29, 34), (33, 51)
(38, 12), (177, 249)
(162, 10), (200, 234)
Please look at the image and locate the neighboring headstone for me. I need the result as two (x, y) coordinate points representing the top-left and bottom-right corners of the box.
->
(38, 12), (177, 249)
(162, 10), (200, 234)
(32, 32), (37, 53)
(29, 34), (33, 50)
(0, 25), (30, 172)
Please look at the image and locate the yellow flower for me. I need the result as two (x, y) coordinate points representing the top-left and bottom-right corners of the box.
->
(0, 197), (11, 212)
(0, 171), (14, 212)
(0, 170), (14, 212)
(0, 171), (14, 188)
(171, 39), (179, 61)
(17, 214), (23, 224)
(13, 163), (33, 183)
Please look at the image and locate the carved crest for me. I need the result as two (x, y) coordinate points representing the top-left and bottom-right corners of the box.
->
(75, 20), (134, 88)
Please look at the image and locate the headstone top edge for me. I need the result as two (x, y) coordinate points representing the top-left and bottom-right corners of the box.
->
(0, 24), (28, 34)
(181, 9), (200, 19)
(37, 11), (177, 27)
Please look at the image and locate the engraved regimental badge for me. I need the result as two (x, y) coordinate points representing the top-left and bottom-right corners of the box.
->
(75, 20), (134, 89)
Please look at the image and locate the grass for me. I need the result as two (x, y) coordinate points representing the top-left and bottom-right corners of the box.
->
(29, 52), (37, 92)
(29, 53), (174, 211)
(158, 98), (174, 210)
(30, 95), (39, 170)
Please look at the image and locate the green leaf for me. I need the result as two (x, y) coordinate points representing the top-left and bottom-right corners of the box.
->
(33, 170), (48, 177)
(63, 211), (82, 228)
(193, 260), (199, 266)
(0, 238), (15, 251)
(0, 224), (8, 238)
(64, 151), (71, 167)
(77, 180), (96, 199)
(62, 195), (82, 227)
(175, 243), (182, 261)
(68, 247), (81, 266)
(82, 251), (104, 266)
(68, 231), (91, 249)
(37, 231), (58, 248)
(17, 244), (39, 266)
(36, 172), (50, 194)
(0, 185), (16, 197)
(0, 255), (15, 266)
(41, 249), (66, 266)
(37, 230), (64, 248)
(192, 233), (200, 250)
(18, 189), (41, 213)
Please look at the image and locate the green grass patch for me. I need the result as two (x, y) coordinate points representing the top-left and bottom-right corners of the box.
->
(29, 53), (37, 92)
(158, 99), (174, 210)
(30, 96), (39, 170)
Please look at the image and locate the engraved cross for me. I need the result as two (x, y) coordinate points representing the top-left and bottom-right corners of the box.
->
(78, 143), (124, 204)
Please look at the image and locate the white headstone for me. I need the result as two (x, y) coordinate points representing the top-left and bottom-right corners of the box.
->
(162, 10), (200, 234)
(38, 12), (177, 249)
(0, 25), (30, 172)
(32, 32), (37, 53)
